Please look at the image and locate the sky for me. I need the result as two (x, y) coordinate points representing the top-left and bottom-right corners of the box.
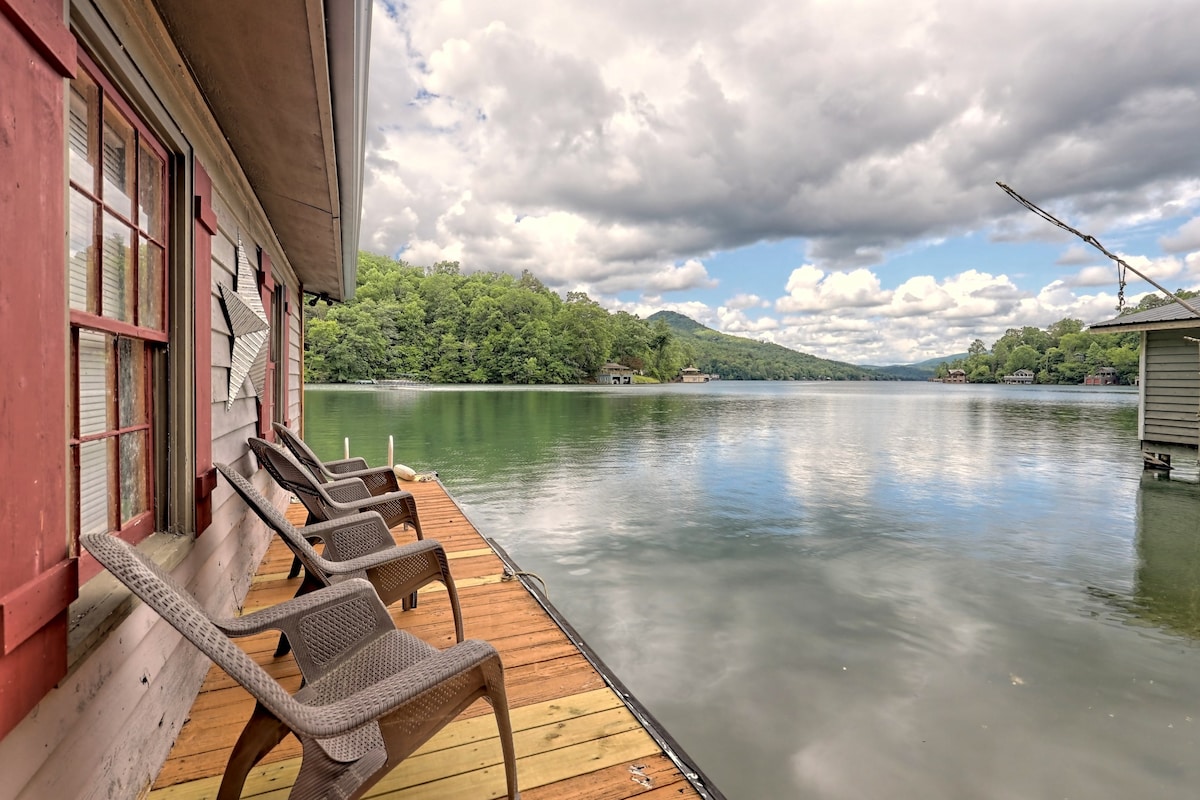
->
(359, 0), (1200, 365)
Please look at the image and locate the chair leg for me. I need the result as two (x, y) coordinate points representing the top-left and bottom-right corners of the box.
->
(287, 535), (323, 581)
(218, 701), (291, 800)
(484, 662), (520, 800)
(276, 572), (323, 657)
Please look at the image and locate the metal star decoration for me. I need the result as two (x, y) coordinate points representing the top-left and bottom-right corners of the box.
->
(220, 236), (270, 410)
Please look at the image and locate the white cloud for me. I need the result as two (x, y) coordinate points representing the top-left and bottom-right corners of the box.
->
(360, 0), (1200, 362)
(1161, 217), (1200, 253)
(725, 292), (768, 310)
(777, 266), (890, 313)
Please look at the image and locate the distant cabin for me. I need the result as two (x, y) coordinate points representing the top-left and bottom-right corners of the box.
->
(945, 369), (967, 384)
(597, 362), (633, 385)
(1090, 303), (1200, 469)
(1084, 367), (1119, 385)
(680, 367), (710, 383)
(1003, 369), (1035, 384)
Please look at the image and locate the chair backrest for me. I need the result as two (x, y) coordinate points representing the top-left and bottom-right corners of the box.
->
(81, 533), (297, 721)
(215, 462), (328, 582)
(272, 423), (329, 483)
(247, 437), (334, 521)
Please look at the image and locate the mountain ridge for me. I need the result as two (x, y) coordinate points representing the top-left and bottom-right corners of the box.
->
(648, 310), (894, 381)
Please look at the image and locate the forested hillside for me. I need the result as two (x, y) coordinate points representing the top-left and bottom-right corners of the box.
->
(304, 253), (691, 383)
(647, 310), (883, 380)
(936, 291), (1199, 384)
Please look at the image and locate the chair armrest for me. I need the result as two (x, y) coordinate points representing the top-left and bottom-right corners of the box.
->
(324, 456), (370, 473)
(318, 539), (445, 578)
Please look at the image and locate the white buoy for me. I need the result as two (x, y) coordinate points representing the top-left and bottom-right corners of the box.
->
(388, 435), (394, 467)
(344, 437), (350, 460)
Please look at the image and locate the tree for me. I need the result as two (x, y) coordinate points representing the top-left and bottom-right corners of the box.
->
(1004, 344), (1041, 375)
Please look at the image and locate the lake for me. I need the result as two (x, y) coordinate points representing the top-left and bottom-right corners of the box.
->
(303, 381), (1200, 799)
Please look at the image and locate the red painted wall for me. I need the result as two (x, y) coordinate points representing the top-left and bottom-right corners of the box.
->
(0, 0), (77, 740)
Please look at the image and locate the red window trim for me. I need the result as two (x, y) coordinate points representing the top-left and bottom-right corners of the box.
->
(193, 161), (216, 535)
(280, 288), (292, 426)
(257, 251), (276, 440)
(69, 309), (169, 342)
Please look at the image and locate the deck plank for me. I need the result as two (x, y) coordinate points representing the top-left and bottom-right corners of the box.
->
(148, 480), (701, 799)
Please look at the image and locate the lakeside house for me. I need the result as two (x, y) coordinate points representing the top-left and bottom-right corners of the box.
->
(1003, 368), (1035, 384)
(1084, 366), (1120, 385)
(1090, 303), (1200, 470)
(944, 369), (968, 384)
(680, 366), (712, 383)
(0, 0), (369, 794)
(596, 361), (633, 384)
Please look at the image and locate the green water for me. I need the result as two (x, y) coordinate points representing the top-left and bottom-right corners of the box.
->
(304, 382), (1200, 799)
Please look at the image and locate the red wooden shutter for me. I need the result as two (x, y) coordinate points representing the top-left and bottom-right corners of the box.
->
(0, 0), (79, 740)
(194, 161), (217, 534)
(257, 254), (275, 440)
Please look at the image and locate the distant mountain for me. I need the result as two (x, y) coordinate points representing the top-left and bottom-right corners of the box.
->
(861, 353), (969, 380)
(648, 310), (889, 381)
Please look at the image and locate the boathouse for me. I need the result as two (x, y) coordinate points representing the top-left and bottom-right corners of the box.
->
(1003, 369), (1035, 384)
(1090, 303), (1200, 469)
(597, 361), (634, 384)
(0, 0), (369, 794)
(680, 366), (710, 383)
(945, 368), (968, 384)
(1084, 366), (1120, 385)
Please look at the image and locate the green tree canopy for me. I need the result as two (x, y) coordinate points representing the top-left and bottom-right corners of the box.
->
(303, 253), (686, 384)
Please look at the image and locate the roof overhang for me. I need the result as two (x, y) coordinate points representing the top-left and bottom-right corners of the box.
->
(152, 0), (370, 300)
(1089, 301), (1200, 334)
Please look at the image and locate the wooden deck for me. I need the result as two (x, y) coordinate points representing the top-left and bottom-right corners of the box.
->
(147, 480), (709, 799)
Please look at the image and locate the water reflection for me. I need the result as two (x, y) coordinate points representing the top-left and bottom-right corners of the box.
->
(1131, 475), (1200, 638)
(304, 382), (1200, 800)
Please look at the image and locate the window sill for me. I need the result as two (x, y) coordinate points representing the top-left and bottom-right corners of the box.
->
(67, 532), (193, 675)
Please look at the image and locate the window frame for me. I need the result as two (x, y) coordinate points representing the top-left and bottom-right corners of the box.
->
(67, 52), (172, 585)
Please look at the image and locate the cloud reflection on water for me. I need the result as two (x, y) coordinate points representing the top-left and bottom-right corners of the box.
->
(305, 383), (1200, 799)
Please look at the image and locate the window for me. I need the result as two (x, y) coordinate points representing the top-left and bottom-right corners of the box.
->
(67, 60), (169, 582)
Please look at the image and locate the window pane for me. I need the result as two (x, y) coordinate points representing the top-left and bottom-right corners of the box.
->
(101, 99), (135, 218)
(68, 73), (98, 189)
(137, 143), (164, 238)
(77, 330), (114, 435)
(119, 431), (148, 524)
(117, 337), (146, 427)
(69, 190), (97, 313)
(79, 438), (115, 536)
(101, 212), (135, 322)
(138, 237), (165, 330)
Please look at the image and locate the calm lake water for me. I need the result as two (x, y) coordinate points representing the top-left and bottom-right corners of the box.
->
(304, 381), (1200, 799)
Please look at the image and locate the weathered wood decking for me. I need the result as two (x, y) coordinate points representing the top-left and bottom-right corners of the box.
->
(148, 480), (707, 799)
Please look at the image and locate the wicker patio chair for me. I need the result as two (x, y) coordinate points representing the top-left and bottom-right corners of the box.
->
(248, 437), (423, 539)
(81, 534), (519, 800)
(273, 422), (401, 496)
(216, 463), (464, 653)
